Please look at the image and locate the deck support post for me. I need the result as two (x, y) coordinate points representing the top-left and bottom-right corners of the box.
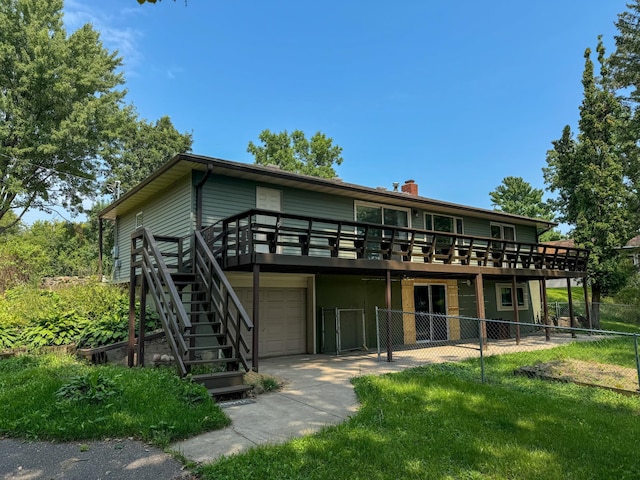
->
(252, 263), (260, 372)
(541, 279), (550, 341)
(98, 218), (103, 278)
(583, 277), (592, 331)
(127, 237), (138, 368)
(385, 269), (392, 362)
(567, 278), (576, 338)
(475, 273), (486, 348)
(512, 276), (521, 345)
(138, 273), (147, 367)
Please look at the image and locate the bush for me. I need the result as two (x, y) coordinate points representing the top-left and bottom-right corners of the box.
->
(0, 282), (160, 349)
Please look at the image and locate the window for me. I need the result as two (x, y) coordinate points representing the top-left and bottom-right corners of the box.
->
(425, 213), (463, 234)
(354, 202), (410, 259)
(425, 213), (464, 257)
(490, 223), (516, 241)
(355, 202), (410, 228)
(135, 211), (143, 230)
(495, 283), (529, 311)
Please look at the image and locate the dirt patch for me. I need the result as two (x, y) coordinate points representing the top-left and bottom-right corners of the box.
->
(516, 359), (640, 395)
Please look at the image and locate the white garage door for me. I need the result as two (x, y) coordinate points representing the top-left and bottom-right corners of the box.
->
(237, 288), (306, 358)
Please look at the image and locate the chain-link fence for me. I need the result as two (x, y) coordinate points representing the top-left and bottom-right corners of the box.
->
(321, 308), (367, 355)
(375, 307), (640, 393)
(553, 302), (640, 328)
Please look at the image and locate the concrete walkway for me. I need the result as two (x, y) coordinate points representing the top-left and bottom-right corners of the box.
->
(172, 333), (595, 464)
(170, 352), (410, 463)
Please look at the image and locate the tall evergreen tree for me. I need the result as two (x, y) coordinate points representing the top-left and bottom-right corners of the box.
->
(490, 176), (554, 219)
(544, 38), (635, 327)
(611, 0), (640, 103)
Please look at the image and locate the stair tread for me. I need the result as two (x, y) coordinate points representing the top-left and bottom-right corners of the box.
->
(184, 357), (239, 365)
(184, 333), (226, 338)
(189, 345), (232, 351)
(191, 371), (245, 380)
(207, 384), (253, 397)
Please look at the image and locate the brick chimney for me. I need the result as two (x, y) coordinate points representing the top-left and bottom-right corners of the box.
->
(401, 179), (418, 196)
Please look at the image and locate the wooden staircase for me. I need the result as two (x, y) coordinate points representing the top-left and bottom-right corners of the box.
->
(129, 229), (254, 399)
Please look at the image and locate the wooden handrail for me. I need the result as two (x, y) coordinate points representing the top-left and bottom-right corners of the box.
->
(131, 228), (192, 375)
(194, 230), (253, 370)
(208, 209), (589, 273)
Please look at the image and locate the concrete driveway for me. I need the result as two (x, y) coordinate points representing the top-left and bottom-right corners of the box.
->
(172, 333), (591, 464)
(170, 352), (410, 464)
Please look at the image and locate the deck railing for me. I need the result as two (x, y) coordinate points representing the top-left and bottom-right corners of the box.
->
(201, 209), (589, 273)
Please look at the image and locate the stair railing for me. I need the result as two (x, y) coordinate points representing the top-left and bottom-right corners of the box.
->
(193, 230), (253, 371)
(130, 228), (192, 376)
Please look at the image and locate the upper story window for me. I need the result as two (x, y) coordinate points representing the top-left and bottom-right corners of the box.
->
(491, 222), (516, 241)
(425, 213), (463, 234)
(135, 211), (143, 230)
(256, 187), (282, 212)
(354, 201), (410, 228)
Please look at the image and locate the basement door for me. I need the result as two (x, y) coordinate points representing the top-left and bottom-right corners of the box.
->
(238, 287), (306, 357)
(414, 284), (448, 342)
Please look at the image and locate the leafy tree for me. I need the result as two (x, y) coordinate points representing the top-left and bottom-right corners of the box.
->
(544, 38), (635, 327)
(247, 129), (343, 178)
(103, 113), (193, 195)
(0, 0), (126, 234)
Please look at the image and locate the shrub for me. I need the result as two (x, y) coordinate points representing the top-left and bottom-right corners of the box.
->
(21, 310), (86, 347)
(0, 282), (160, 349)
(55, 371), (120, 403)
(0, 324), (18, 350)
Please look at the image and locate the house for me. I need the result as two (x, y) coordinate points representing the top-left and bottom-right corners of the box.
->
(620, 234), (640, 268)
(98, 153), (589, 394)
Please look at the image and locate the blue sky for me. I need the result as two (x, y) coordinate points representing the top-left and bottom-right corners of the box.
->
(43, 0), (629, 223)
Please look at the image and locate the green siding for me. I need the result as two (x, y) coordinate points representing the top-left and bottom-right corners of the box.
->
(200, 174), (354, 226)
(113, 174), (193, 283)
(315, 274), (402, 353)
(483, 280), (536, 335)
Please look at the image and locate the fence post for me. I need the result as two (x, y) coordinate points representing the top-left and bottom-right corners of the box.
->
(479, 322), (485, 383)
(386, 269), (392, 362)
(375, 306), (381, 362)
(634, 335), (640, 392)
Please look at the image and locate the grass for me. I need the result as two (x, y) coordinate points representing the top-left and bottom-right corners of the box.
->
(546, 287), (640, 333)
(546, 287), (585, 303)
(0, 353), (229, 446)
(198, 338), (640, 480)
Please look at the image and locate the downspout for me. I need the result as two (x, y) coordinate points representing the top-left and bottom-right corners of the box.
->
(195, 164), (214, 231)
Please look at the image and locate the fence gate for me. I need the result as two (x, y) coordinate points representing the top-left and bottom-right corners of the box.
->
(321, 307), (367, 355)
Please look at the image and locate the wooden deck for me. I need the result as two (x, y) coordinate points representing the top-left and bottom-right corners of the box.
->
(202, 210), (589, 278)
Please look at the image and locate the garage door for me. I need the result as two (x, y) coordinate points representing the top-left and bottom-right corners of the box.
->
(237, 288), (306, 358)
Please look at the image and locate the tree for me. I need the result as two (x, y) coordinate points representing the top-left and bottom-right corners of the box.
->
(247, 129), (343, 178)
(544, 38), (635, 327)
(609, 0), (640, 227)
(610, 0), (640, 103)
(103, 113), (193, 196)
(490, 177), (563, 242)
(0, 0), (126, 235)
(490, 176), (555, 219)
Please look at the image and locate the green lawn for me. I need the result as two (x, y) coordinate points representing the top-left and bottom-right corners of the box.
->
(0, 354), (229, 446)
(546, 287), (585, 303)
(199, 339), (640, 480)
